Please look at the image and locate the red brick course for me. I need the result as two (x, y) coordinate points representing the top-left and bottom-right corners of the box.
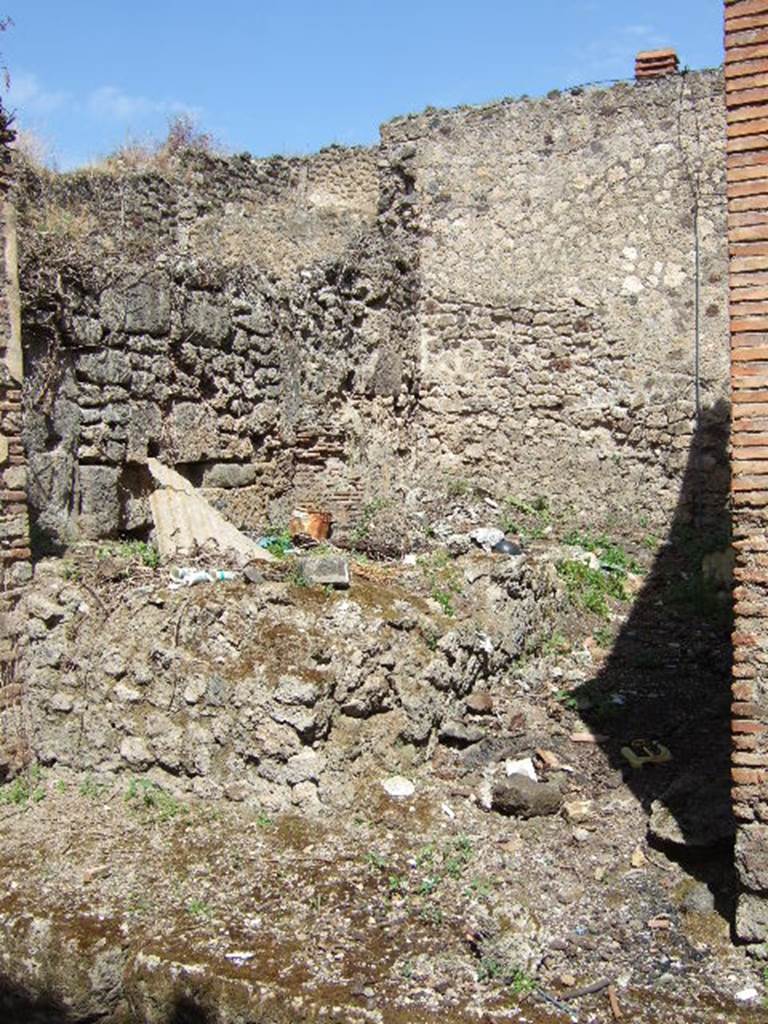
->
(729, 11), (768, 928)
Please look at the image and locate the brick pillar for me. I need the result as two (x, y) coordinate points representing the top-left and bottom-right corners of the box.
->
(726, 0), (768, 945)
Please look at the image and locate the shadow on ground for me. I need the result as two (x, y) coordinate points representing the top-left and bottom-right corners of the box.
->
(575, 399), (736, 919)
(0, 978), (218, 1024)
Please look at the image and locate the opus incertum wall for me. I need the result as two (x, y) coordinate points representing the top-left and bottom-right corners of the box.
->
(726, 0), (768, 945)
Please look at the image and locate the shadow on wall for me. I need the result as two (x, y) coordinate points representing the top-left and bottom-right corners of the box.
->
(0, 978), (218, 1024)
(574, 398), (736, 917)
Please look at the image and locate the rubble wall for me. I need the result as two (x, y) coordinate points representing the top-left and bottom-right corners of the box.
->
(15, 552), (557, 809)
(16, 144), (419, 546)
(16, 71), (730, 551)
(386, 70), (730, 529)
(725, 0), (768, 947)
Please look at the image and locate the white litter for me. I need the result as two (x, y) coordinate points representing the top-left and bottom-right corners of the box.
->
(734, 987), (759, 1003)
(469, 527), (505, 552)
(505, 757), (538, 782)
(381, 775), (415, 798)
(441, 802), (456, 820)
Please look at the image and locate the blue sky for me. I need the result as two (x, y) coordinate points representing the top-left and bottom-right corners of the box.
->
(5, 0), (725, 169)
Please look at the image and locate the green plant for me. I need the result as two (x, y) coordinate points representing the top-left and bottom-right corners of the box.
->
(79, 775), (110, 799)
(593, 625), (613, 648)
(417, 876), (439, 896)
(419, 550), (462, 617)
(262, 528), (293, 558)
(478, 959), (535, 995)
(539, 631), (569, 657)
(478, 957), (506, 981)
(554, 688), (580, 711)
(186, 897), (211, 919)
(466, 876), (494, 897)
(351, 499), (389, 546)
(557, 559), (626, 620)
(365, 851), (387, 871)
(508, 968), (536, 997)
(562, 530), (639, 574)
(60, 560), (81, 581)
(125, 779), (185, 821)
(419, 904), (444, 925)
(255, 812), (273, 828)
(288, 565), (309, 588)
(97, 539), (160, 569)
(500, 496), (552, 541)
(443, 835), (473, 878)
(446, 478), (473, 498)
(0, 767), (45, 806)
(388, 874), (407, 896)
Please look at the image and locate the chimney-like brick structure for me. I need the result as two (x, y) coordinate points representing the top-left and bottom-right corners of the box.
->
(726, 0), (768, 945)
(634, 48), (680, 80)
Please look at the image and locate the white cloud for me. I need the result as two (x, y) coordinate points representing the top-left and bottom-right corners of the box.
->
(565, 23), (670, 85)
(87, 85), (195, 122)
(7, 71), (68, 114)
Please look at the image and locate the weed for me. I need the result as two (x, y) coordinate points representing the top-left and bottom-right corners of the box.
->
(500, 496), (552, 542)
(593, 625), (613, 648)
(466, 876), (494, 897)
(60, 560), (80, 581)
(255, 812), (273, 828)
(539, 631), (569, 657)
(388, 874), (407, 896)
(419, 550), (462, 616)
(288, 565), (309, 588)
(478, 958), (535, 995)
(419, 904), (444, 925)
(0, 767), (45, 806)
(478, 957), (506, 981)
(557, 559), (625, 620)
(125, 779), (185, 821)
(417, 876), (440, 896)
(508, 968), (536, 997)
(79, 775), (110, 800)
(401, 960), (414, 980)
(262, 529), (293, 558)
(446, 478), (473, 498)
(97, 539), (160, 568)
(444, 835), (474, 878)
(562, 530), (640, 574)
(416, 843), (436, 867)
(432, 589), (456, 616)
(54, 779), (68, 794)
(186, 897), (211, 919)
(365, 851), (387, 871)
(555, 688), (580, 711)
(351, 499), (389, 546)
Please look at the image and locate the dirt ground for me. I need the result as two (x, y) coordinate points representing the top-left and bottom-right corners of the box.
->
(0, 495), (766, 1023)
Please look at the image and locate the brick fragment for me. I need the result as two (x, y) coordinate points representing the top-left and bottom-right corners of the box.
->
(726, 0), (768, 22)
(733, 720), (768, 734)
(729, 115), (768, 137)
(734, 681), (757, 699)
(732, 767), (766, 785)
(734, 733), (759, 750)
(733, 752), (768, 766)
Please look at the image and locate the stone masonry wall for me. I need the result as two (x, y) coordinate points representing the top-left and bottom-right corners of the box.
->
(725, 0), (768, 947)
(16, 144), (416, 547)
(385, 72), (730, 531)
(16, 70), (730, 552)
